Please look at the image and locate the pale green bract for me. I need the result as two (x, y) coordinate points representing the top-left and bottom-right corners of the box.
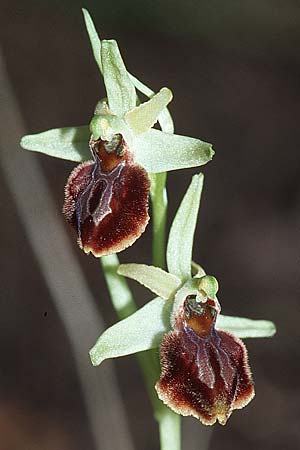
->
(167, 173), (204, 281)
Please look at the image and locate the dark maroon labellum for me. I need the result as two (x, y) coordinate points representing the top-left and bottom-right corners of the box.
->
(156, 295), (255, 425)
(63, 135), (150, 257)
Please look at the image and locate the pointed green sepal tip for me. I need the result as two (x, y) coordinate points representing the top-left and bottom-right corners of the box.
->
(208, 146), (215, 159)
(82, 8), (102, 73)
(89, 346), (104, 367)
(198, 275), (219, 298)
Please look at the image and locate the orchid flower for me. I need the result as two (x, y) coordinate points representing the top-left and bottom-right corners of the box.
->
(20, 10), (214, 257)
(89, 174), (276, 425)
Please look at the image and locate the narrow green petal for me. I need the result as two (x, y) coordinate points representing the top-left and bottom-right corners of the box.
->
(89, 297), (172, 366)
(130, 74), (174, 134)
(125, 87), (173, 135)
(82, 8), (102, 72)
(216, 314), (276, 338)
(167, 174), (204, 281)
(132, 129), (214, 173)
(118, 264), (181, 299)
(20, 126), (90, 162)
(101, 40), (136, 117)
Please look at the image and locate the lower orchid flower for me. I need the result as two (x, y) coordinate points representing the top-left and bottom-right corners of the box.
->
(89, 173), (276, 425)
(156, 280), (254, 425)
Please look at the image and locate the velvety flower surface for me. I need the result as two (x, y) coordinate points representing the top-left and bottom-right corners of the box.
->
(63, 135), (150, 257)
(156, 295), (255, 425)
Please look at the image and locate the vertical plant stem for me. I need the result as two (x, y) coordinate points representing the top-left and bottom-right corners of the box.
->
(150, 172), (182, 450)
(157, 407), (181, 450)
(101, 255), (137, 320)
(151, 172), (168, 269)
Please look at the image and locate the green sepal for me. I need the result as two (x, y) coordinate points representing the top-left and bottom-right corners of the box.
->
(132, 130), (214, 173)
(101, 40), (136, 117)
(82, 8), (102, 72)
(167, 174), (204, 281)
(216, 315), (276, 338)
(20, 126), (91, 162)
(89, 297), (173, 366)
(118, 263), (181, 299)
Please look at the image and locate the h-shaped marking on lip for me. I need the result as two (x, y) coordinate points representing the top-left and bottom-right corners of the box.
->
(90, 159), (126, 226)
(75, 158), (126, 238)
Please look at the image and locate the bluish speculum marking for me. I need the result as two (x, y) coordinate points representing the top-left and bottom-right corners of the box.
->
(75, 157), (125, 237)
(63, 135), (150, 257)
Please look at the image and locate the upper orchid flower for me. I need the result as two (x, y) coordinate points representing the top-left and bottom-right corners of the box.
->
(89, 174), (276, 425)
(20, 10), (214, 257)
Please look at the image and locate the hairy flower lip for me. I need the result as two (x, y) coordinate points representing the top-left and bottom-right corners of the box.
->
(63, 135), (150, 257)
(156, 296), (255, 426)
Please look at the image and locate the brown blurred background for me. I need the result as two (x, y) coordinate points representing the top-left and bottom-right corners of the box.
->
(1, 1), (300, 449)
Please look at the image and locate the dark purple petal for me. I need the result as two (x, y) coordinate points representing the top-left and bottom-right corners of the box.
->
(63, 136), (150, 257)
(156, 296), (254, 425)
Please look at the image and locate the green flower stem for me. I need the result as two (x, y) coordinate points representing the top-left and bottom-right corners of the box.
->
(157, 407), (181, 450)
(150, 172), (181, 450)
(101, 255), (180, 450)
(150, 172), (168, 270)
(101, 255), (137, 319)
